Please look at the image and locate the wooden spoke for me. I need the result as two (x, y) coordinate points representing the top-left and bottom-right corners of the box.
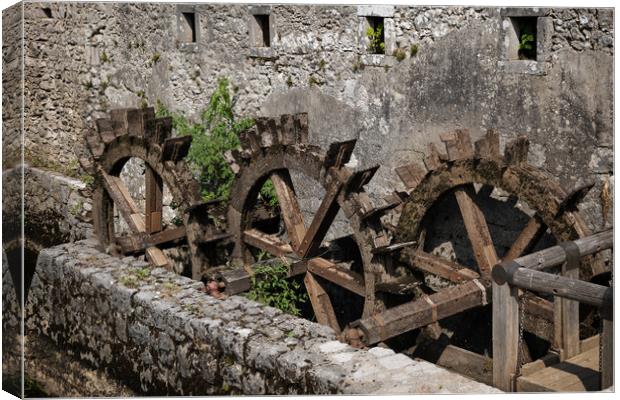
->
(454, 186), (499, 279)
(270, 170), (306, 251)
(145, 165), (164, 234)
(242, 228), (293, 257)
(503, 215), (546, 261)
(99, 168), (145, 233)
(117, 227), (187, 254)
(402, 249), (480, 283)
(304, 272), (341, 333)
(296, 171), (345, 258)
(306, 257), (365, 297)
(355, 279), (489, 345)
(99, 167), (170, 269)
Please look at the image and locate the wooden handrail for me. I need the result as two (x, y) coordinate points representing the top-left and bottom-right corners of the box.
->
(495, 229), (612, 273)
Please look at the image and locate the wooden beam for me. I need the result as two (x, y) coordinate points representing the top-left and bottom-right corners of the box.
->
(455, 186), (499, 279)
(296, 172), (345, 258)
(395, 163), (425, 190)
(416, 341), (493, 386)
(354, 280), (489, 345)
(492, 279), (520, 392)
(402, 249), (480, 283)
(270, 170), (306, 251)
(375, 275), (422, 295)
(495, 229), (613, 273)
(145, 165), (163, 234)
(242, 229), (293, 257)
(558, 244), (580, 360)
(601, 316), (613, 389)
(117, 226), (187, 254)
(99, 168), (144, 233)
(304, 272), (341, 333)
(503, 215), (546, 262)
(306, 257), (365, 297)
(492, 263), (612, 309)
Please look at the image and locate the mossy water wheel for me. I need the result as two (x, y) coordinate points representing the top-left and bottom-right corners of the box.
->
(82, 107), (221, 277)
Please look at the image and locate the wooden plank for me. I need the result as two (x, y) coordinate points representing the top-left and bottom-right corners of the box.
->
(145, 165), (163, 234)
(503, 136), (529, 166)
(601, 317), (613, 389)
(424, 143), (445, 170)
(520, 352), (561, 377)
(242, 229), (293, 257)
(359, 191), (404, 221)
(395, 164), (425, 189)
(375, 275), (421, 295)
(146, 247), (169, 268)
(516, 346), (600, 392)
(403, 249), (480, 282)
(455, 186), (498, 279)
(324, 140), (356, 170)
(474, 129), (500, 160)
(255, 117), (278, 147)
(270, 170), (306, 251)
(522, 295), (554, 342)
(296, 173), (345, 258)
(161, 135), (192, 162)
(493, 279), (520, 392)
(306, 257), (365, 297)
(117, 227), (187, 254)
(304, 272), (341, 333)
(417, 341), (493, 386)
(372, 241), (416, 254)
(503, 215), (546, 262)
(440, 129), (474, 161)
(355, 280), (488, 345)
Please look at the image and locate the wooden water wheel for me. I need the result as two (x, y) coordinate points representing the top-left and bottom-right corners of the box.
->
(81, 107), (222, 275)
(345, 129), (605, 381)
(220, 113), (408, 334)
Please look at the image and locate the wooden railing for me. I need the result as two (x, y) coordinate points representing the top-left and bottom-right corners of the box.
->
(491, 229), (613, 392)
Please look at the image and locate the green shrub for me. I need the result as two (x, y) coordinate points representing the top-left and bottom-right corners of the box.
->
(410, 43), (419, 57)
(518, 30), (536, 59)
(247, 260), (307, 316)
(367, 23), (385, 54)
(156, 78), (277, 205)
(394, 47), (406, 61)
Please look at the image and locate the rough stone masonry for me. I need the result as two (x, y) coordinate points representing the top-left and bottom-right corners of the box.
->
(19, 239), (499, 395)
(2, 3), (613, 234)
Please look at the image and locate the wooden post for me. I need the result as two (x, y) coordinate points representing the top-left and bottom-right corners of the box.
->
(559, 264), (580, 360)
(601, 312), (613, 389)
(492, 280), (520, 392)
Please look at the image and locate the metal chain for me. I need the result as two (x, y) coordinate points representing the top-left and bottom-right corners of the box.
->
(516, 290), (526, 377)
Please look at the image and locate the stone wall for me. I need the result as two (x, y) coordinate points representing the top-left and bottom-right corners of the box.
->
(8, 3), (613, 238)
(23, 239), (499, 395)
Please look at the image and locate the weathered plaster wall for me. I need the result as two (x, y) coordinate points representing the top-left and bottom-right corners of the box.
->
(23, 239), (499, 395)
(11, 3), (613, 237)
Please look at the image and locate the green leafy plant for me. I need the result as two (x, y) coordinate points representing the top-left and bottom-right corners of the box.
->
(394, 47), (406, 62)
(156, 79), (253, 202)
(366, 23), (385, 54)
(518, 29), (536, 60)
(410, 43), (419, 57)
(100, 51), (110, 63)
(247, 260), (308, 316)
